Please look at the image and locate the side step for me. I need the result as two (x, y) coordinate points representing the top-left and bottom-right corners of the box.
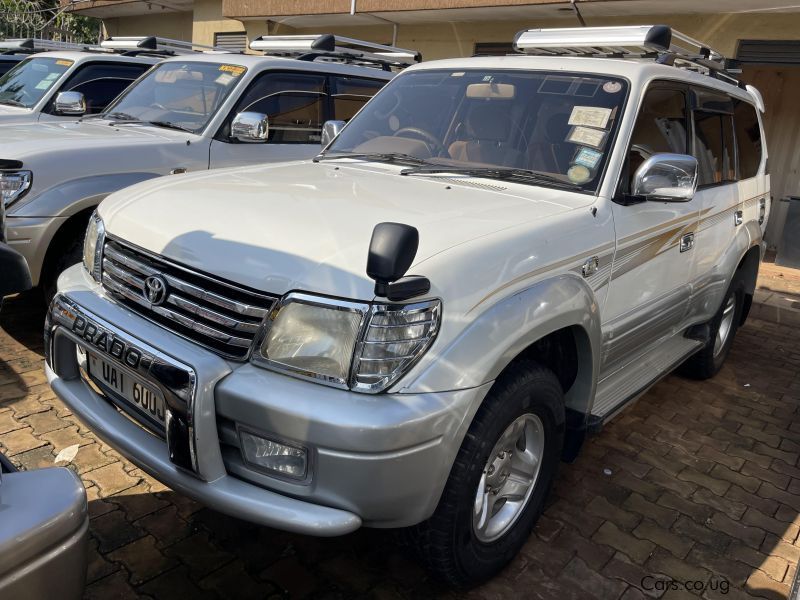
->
(589, 335), (703, 430)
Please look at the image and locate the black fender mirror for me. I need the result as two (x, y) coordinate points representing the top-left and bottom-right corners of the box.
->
(367, 222), (430, 301)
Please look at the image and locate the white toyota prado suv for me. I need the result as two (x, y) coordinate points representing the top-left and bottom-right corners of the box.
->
(45, 26), (769, 586)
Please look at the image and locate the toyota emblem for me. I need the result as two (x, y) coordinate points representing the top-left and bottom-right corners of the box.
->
(143, 274), (168, 306)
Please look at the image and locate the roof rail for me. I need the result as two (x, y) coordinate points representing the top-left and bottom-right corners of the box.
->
(0, 38), (89, 54)
(100, 36), (232, 55)
(513, 25), (740, 86)
(249, 34), (421, 71)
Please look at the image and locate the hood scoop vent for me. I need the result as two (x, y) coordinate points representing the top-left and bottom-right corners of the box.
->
(425, 176), (507, 192)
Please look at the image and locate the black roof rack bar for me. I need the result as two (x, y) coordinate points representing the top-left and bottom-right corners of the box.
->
(250, 34), (420, 70)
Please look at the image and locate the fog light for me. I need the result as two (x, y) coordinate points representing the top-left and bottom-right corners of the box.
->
(239, 429), (308, 480)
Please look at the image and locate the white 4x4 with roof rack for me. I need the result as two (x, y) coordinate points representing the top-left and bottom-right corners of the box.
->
(46, 25), (768, 586)
(2, 34), (416, 299)
(0, 37), (167, 124)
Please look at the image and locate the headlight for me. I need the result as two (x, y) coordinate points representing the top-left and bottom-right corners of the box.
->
(82, 212), (105, 282)
(0, 170), (32, 207)
(256, 293), (440, 393)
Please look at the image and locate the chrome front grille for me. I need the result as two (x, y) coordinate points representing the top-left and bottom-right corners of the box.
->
(101, 237), (277, 360)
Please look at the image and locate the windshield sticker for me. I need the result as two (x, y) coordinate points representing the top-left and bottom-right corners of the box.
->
(35, 79), (55, 90)
(43, 72), (59, 81)
(567, 164), (592, 184)
(568, 106), (612, 129)
(567, 125), (607, 149)
(55, 59), (73, 67)
(573, 147), (603, 169)
(603, 81), (623, 94)
(218, 64), (245, 77)
(451, 72), (465, 77)
(215, 73), (235, 86)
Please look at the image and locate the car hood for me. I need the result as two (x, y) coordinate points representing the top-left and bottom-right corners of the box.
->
(0, 120), (181, 158)
(99, 161), (587, 299)
(0, 104), (34, 122)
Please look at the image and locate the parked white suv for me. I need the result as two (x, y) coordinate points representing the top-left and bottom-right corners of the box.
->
(0, 38), (160, 124)
(45, 26), (769, 586)
(3, 35), (416, 299)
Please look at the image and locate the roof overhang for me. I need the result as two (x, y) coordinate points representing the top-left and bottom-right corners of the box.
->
(60, 0), (194, 18)
(225, 0), (800, 24)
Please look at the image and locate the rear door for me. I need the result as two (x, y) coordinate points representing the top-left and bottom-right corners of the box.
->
(685, 87), (743, 323)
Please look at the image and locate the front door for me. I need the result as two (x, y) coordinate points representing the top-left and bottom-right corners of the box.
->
(602, 83), (700, 375)
(209, 71), (329, 168)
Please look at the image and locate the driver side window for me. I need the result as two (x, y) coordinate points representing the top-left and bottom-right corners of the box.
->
(626, 87), (688, 191)
(228, 72), (327, 144)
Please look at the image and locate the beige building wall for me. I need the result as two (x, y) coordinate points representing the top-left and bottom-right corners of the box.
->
(93, 6), (800, 247)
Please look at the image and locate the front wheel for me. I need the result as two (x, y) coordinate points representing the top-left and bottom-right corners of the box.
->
(410, 360), (564, 587)
(680, 280), (744, 380)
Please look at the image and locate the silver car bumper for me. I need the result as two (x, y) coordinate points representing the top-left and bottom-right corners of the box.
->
(46, 266), (488, 532)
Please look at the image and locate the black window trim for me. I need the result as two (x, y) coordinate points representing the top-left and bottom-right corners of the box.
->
(690, 83), (740, 190)
(215, 69), (388, 144)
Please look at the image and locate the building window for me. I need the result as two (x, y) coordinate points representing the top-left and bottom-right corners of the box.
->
(214, 32), (247, 53)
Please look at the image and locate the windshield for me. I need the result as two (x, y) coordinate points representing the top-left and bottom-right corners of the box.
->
(326, 69), (629, 191)
(103, 61), (247, 133)
(0, 56), (74, 108)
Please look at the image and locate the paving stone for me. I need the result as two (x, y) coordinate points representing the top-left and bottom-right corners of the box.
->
(164, 531), (235, 575)
(592, 521), (655, 565)
(561, 556), (627, 600)
(676, 467), (731, 496)
(727, 545), (789, 582)
(623, 493), (679, 529)
(83, 570), (139, 600)
(691, 487), (748, 520)
(138, 565), (216, 600)
(745, 569), (790, 600)
(707, 513), (766, 550)
(741, 507), (800, 542)
(84, 461), (141, 497)
(108, 482), (170, 521)
(107, 535), (178, 585)
(656, 491), (714, 523)
(633, 521), (693, 559)
(92, 510), (145, 553)
(587, 494), (641, 531)
(0, 426), (46, 455)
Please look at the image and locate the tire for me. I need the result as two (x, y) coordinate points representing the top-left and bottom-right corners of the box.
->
(409, 360), (565, 587)
(41, 235), (83, 307)
(680, 279), (744, 380)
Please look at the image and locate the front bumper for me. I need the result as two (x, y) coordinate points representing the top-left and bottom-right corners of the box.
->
(0, 241), (31, 298)
(46, 266), (488, 532)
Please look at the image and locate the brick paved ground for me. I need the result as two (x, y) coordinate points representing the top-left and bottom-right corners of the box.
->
(2, 286), (800, 599)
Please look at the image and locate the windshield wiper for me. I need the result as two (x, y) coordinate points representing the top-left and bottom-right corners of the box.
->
(147, 120), (194, 133)
(399, 165), (584, 191)
(313, 152), (430, 166)
(0, 99), (25, 107)
(78, 111), (140, 123)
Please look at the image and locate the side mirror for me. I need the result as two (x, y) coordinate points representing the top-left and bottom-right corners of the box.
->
(367, 222), (420, 298)
(54, 91), (86, 116)
(320, 120), (346, 148)
(632, 153), (698, 202)
(231, 112), (269, 143)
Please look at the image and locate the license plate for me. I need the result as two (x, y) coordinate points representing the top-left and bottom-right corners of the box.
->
(87, 353), (166, 427)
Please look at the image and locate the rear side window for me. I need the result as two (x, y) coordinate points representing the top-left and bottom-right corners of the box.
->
(230, 72), (327, 144)
(626, 87), (688, 190)
(55, 62), (150, 114)
(694, 111), (736, 185)
(734, 100), (762, 179)
(331, 76), (385, 122)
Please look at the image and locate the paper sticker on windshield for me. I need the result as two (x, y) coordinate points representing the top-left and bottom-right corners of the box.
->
(35, 79), (55, 90)
(567, 126), (607, 149)
(573, 147), (603, 169)
(55, 59), (73, 67)
(218, 64), (245, 76)
(568, 106), (612, 129)
(603, 81), (623, 94)
(567, 164), (592, 185)
(215, 73), (235, 85)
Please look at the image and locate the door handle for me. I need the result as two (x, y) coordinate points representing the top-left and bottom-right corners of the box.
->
(581, 256), (599, 278)
(734, 210), (743, 226)
(680, 232), (695, 253)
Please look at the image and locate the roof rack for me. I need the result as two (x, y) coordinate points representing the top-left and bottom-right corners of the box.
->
(249, 34), (421, 71)
(0, 38), (89, 54)
(99, 36), (232, 55)
(513, 25), (741, 86)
